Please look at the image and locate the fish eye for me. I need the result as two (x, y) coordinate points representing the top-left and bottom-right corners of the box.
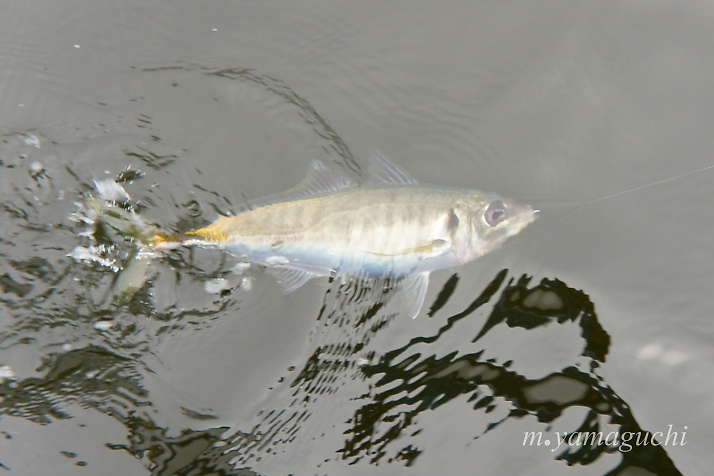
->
(485, 201), (506, 226)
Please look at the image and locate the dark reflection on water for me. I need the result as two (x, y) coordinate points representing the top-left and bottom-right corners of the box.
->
(341, 273), (680, 475)
(0, 269), (683, 475)
(205, 67), (361, 178)
(1, 346), (145, 424)
(0, 67), (685, 475)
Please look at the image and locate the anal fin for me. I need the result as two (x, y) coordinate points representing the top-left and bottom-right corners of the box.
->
(400, 272), (430, 319)
(266, 267), (318, 293)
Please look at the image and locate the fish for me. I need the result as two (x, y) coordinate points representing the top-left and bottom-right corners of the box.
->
(151, 152), (536, 317)
(88, 152), (537, 317)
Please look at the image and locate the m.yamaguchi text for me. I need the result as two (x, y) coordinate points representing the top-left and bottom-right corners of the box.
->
(523, 425), (687, 453)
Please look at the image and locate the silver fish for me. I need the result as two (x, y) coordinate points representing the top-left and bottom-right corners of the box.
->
(152, 151), (536, 317)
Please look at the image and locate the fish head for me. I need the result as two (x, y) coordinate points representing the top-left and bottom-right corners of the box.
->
(450, 192), (536, 264)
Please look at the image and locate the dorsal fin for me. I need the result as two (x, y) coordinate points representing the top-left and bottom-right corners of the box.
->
(298, 159), (357, 195)
(365, 150), (420, 186)
(247, 160), (356, 209)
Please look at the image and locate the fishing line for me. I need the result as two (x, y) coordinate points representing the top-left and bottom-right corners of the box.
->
(528, 163), (714, 216)
(521, 162), (714, 243)
(580, 163), (714, 206)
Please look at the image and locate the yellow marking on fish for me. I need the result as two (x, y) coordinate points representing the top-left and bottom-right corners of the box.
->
(184, 225), (229, 242)
(149, 233), (174, 245)
(363, 240), (445, 257)
(179, 215), (244, 242)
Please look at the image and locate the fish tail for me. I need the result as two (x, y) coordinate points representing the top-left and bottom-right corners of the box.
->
(85, 197), (178, 301)
(89, 196), (227, 248)
(147, 221), (228, 251)
(87, 198), (161, 243)
(150, 231), (199, 250)
(149, 231), (179, 249)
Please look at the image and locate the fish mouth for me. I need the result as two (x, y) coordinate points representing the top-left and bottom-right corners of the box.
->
(505, 205), (537, 238)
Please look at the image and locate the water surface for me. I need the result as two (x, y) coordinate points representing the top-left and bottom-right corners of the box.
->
(1, 2), (713, 475)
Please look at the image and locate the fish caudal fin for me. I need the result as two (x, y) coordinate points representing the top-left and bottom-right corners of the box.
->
(82, 197), (177, 301)
(87, 198), (159, 243)
(87, 198), (179, 246)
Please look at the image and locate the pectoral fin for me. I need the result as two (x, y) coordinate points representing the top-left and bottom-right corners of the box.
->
(400, 272), (430, 319)
(266, 267), (318, 293)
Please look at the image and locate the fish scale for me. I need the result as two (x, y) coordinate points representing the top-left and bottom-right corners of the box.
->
(214, 188), (446, 256)
(165, 153), (537, 317)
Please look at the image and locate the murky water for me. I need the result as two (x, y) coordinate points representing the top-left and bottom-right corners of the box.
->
(2, 2), (714, 475)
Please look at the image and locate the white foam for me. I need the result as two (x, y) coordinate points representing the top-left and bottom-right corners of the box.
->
(93, 178), (130, 202)
(205, 278), (229, 294)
